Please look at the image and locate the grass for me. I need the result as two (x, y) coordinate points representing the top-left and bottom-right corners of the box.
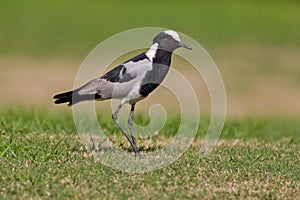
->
(0, 109), (299, 199)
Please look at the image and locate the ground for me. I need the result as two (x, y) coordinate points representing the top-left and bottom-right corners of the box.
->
(0, 110), (299, 199)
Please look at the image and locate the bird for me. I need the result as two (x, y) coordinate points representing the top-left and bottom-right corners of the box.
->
(53, 30), (192, 157)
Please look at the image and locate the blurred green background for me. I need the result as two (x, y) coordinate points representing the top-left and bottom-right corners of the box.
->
(1, 0), (300, 118)
(1, 0), (300, 56)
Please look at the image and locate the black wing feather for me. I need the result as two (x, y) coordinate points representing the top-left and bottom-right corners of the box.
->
(100, 65), (124, 82)
(101, 52), (149, 83)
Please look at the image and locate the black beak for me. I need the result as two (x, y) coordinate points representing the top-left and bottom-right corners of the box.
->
(178, 41), (192, 50)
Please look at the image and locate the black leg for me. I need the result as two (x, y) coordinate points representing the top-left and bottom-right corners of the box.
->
(112, 103), (140, 156)
(128, 103), (136, 146)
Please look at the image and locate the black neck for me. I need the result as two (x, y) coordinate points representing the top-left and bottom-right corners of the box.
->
(153, 49), (173, 66)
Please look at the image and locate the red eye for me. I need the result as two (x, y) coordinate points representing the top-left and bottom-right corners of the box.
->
(168, 35), (173, 40)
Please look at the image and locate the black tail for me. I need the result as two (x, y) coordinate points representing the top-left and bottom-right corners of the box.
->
(53, 90), (102, 106)
(53, 90), (74, 106)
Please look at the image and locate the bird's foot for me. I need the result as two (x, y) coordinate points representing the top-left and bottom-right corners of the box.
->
(135, 151), (142, 159)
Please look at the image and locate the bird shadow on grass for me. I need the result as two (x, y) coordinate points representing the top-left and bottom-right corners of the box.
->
(84, 134), (165, 155)
(120, 144), (164, 153)
(90, 145), (164, 154)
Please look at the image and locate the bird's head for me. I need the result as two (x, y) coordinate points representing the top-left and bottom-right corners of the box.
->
(153, 30), (192, 52)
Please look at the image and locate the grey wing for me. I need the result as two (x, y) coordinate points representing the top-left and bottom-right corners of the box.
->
(100, 52), (149, 83)
(77, 53), (152, 100)
(76, 64), (134, 99)
(54, 52), (152, 105)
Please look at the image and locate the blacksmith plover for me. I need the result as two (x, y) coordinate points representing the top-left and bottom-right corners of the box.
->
(54, 30), (192, 156)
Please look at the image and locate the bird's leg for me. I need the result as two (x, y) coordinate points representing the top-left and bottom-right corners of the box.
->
(128, 103), (136, 146)
(112, 103), (140, 156)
